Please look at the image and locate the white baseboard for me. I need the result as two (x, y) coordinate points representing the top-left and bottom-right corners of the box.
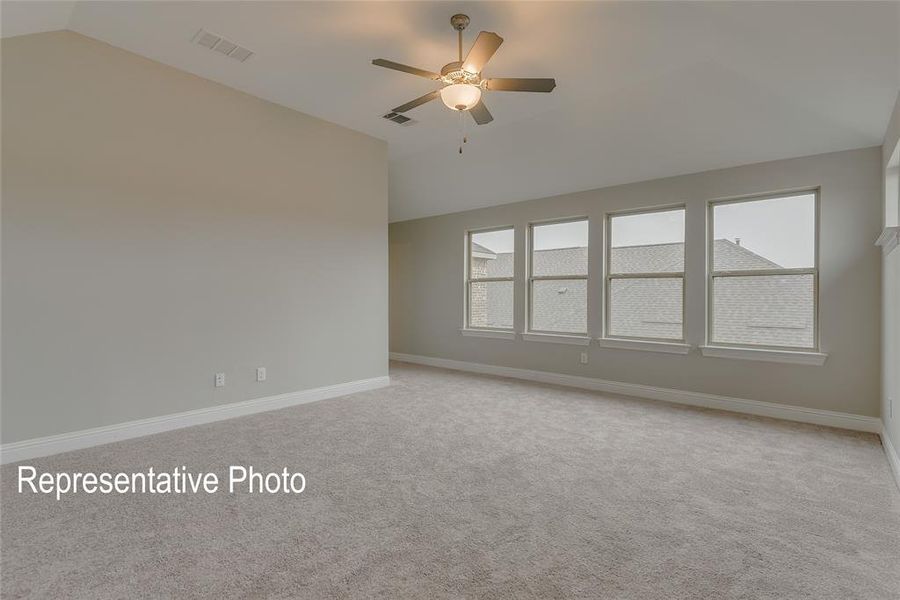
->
(0, 375), (391, 465)
(882, 427), (900, 491)
(390, 352), (882, 433)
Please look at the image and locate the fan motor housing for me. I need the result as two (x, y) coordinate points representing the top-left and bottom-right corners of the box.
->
(440, 61), (481, 85)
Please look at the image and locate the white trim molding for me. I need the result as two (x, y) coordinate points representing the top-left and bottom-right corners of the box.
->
(875, 226), (899, 256)
(0, 375), (390, 465)
(522, 332), (591, 346)
(596, 338), (691, 355)
(883, 427), (900, 492)
(699, 345), (827, 366)
(389, 353), (878, 433)
(459, 328), (516, 340)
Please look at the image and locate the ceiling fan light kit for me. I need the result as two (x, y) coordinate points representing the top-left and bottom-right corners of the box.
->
(440, 83), (482, 111)
(372, 13), (557, 151)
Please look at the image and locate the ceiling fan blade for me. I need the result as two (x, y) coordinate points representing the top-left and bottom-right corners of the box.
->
(372, 59), (440, 80)
(392, 90), (441, 113)
(469, 100), (493, 125)
(485, 78), (557, 92)
(462, 31), (503, 73)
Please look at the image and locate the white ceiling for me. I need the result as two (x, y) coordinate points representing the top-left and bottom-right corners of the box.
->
(0, 0), (75, 38)
(3, 1), (899, 221)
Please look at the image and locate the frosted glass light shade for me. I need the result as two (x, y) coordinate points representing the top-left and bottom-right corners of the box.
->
(440, 84), (482, 111)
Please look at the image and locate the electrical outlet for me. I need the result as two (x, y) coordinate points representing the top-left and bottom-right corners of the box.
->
(215, 372), (225, 388)
(256, 367), (266, 382)
(580, 352), (588, 365)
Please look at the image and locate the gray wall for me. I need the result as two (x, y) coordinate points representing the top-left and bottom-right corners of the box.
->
(390, 147), (882, 417)
(882, 93), (900, 450)
(2, 31), (388, 443)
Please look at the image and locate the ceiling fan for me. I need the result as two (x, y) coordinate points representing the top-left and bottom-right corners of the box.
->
(372, 13), (556, 127)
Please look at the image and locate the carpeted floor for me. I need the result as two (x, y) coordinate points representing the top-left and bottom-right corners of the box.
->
(2, 361), (899, 599)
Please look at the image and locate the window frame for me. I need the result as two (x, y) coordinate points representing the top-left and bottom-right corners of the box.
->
(464, 225), (515, 332)
(604, 204), (687, 343)
(706, 189), (820, 352)
(526, 217), (589, 335)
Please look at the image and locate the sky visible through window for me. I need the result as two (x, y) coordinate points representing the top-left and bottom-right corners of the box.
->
(533, 220), (588, 251)
(713, 193), (815, 268)
(471, 193), (814, 268)
(611, 209), (684, 247)
(472, 229), (514, 254)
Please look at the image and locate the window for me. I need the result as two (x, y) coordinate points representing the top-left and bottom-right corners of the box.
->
(528, 219), (588, 334)
(708, 191), (817, 350)
(466, 227), (514, 330)
(606, 207), (685, 341)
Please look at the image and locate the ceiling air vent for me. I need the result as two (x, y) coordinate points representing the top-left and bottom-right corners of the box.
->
(382, 112), (417, 126)
(191, 29), (254, 62)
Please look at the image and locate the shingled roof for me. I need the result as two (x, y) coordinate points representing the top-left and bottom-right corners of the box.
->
(470, 239), (812, 346)
(471, 242), (496, 257)
(480, 239), (779, 278)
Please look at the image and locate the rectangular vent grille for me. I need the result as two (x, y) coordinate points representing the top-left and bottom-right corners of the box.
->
(191, 29), (254, 62)
(382, 112), (417, 126)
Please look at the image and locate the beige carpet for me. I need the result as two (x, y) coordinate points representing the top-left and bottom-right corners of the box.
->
(2, 361), (899, 599)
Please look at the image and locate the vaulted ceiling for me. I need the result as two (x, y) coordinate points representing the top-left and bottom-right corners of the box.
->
(3, 1), (899, 221)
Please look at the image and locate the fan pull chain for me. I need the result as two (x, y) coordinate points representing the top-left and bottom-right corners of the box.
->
(457, 110), (470, 155)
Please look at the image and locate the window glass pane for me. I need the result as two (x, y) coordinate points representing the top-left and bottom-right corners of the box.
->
(532, 220), (588, 276)
(470, 229), (514, 278)
(712, 274), (814, 348)
(713, 193), (815, 271)
(531, 279), (587, 333)
(609, 278), (683, 340)
(469, 281), (513, 329)
(610, 209), (685, 274)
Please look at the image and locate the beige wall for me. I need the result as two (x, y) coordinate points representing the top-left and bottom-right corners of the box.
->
(882, 93), (900, 450)
(1, 31), (388, 443)
(391, 147), (883, 417)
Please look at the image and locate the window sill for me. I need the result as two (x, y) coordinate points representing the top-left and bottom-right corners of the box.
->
(699, 345), (827, 366)
(459, 328), (516, 340)
(595, 338), (691, 355)
(522, 332), (591, 346)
